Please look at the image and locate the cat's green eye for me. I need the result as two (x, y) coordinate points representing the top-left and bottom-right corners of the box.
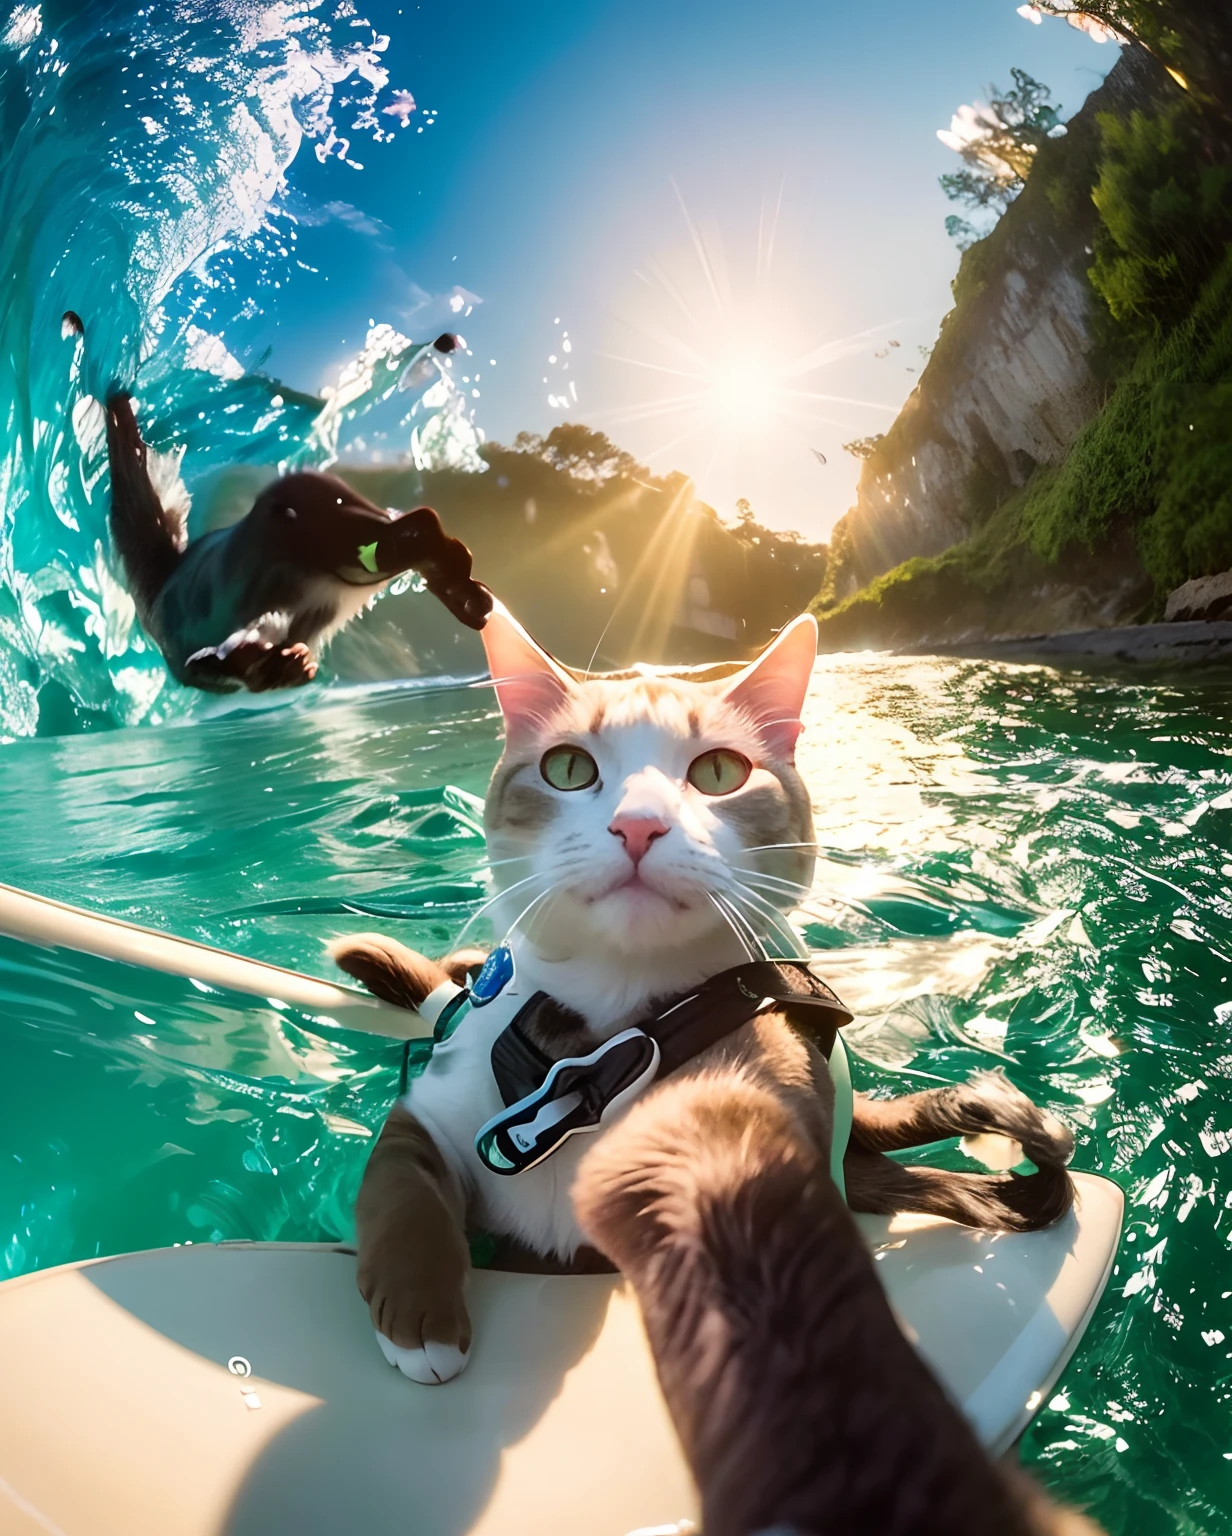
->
(540, 745), (599, 792)
(687, 748), (752, 796)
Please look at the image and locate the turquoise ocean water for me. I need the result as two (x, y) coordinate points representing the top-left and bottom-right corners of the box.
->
(2, 656), (1232, 1532)
(0, 0), (481, 739)
(2, 3), (1232, 1532)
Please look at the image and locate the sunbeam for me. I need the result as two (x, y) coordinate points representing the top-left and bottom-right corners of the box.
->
(595, 180), (914, 532)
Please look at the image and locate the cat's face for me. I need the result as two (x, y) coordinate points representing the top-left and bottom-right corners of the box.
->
(480, 605), (817, 959)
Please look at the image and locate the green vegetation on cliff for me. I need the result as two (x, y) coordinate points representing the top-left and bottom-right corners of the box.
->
(815, 39), (1232, 649)
(1024, 248), (1232, 587)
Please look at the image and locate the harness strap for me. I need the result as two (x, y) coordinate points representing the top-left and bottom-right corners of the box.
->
(490, 1009), (557, 1104)
(650, 959), (852, 1077)
(400, 978), (474, 1094)
(475, 959), (853, 1180)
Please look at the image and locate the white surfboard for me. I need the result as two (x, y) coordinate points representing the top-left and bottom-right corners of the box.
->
(0, 879), (430, 1039)
(0, 883), (1124, 1536)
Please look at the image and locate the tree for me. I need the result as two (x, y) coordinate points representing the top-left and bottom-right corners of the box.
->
(511, 424), (643, 486)
(937, 69), (1066, 245)
(1017, 2), (1232, 123)
(1089, 101), (1232, 333)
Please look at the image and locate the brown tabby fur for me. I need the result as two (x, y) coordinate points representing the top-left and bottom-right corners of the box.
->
(333, 933), (1099, 1533)
(573, 1069), (1103, 1536)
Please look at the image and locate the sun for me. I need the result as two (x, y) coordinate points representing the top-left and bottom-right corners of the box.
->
(704, 352), (782, 432)
(593, 182), (901, 513)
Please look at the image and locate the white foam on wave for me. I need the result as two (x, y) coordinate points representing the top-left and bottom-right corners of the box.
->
(130, 2), (393, 325)
(1, 5), (41, 51)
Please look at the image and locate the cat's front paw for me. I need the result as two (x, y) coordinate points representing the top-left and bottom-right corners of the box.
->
(374, 1329), (470, 1384)
(360, 1249), (472, 1385)
(329, 933), (450, 1011)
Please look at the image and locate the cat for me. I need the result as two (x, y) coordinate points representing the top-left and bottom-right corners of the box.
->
(332, 602), (1076, 1395)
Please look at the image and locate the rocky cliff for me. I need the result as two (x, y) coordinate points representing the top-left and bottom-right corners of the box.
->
(826, 51), (1159, 600)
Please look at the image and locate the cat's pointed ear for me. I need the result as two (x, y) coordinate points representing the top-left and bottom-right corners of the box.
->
(722, 613), (817, 760)
(480, 601), (572, 749)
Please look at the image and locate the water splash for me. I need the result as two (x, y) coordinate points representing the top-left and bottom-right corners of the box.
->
(0, 0), (483, 739)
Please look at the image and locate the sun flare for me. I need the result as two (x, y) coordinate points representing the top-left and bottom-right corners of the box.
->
(704, 352), (782, 431)
(595, 183), (903, 527)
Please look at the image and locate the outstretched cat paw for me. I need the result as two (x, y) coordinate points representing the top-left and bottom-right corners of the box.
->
(374, 1330), (470, 1384)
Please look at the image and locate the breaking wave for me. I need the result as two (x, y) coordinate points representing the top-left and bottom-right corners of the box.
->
(0, 0), (481, 737)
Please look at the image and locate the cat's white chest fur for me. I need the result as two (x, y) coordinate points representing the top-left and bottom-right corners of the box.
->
(401, 935), (748, 1259)
(400, 968), (597, 1259)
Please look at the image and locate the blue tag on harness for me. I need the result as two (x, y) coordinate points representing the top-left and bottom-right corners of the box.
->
(470, 944), (514, 1006)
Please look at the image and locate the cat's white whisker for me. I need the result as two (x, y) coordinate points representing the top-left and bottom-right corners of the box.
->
(471, 853), (536, 875)
(726, 868), (801, 908)
(732, 863), (811, 897)
(735, 865), (850, 912)
(501, 882), (565, 948)
(707, 891), (768, 962)
(451, 870), (548, 948)
(724, 881), (795, 933)
(741, 841), (827, 855)
(724, 881), (811, 957)
(735, 875), (852, 932)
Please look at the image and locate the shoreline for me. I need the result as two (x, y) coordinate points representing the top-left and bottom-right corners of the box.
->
(890, 621), (1232, 667)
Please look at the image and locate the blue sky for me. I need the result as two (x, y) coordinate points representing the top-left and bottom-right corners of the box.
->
(256, 0), (1114, 538)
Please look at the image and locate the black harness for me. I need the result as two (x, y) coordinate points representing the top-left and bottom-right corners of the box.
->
(473, 959), (853, 1176)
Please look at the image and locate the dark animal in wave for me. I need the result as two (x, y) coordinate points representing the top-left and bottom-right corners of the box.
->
(103, 372), (492, 694)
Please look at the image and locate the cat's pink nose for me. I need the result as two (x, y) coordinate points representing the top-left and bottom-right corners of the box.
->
(608, 815), (669, 867)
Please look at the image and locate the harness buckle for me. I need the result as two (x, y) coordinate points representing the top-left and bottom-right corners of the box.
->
(475, 1028), (661, 1176)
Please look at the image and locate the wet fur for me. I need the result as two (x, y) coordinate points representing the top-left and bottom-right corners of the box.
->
(104, 392), (490, 693)
(104, 391), (187, 617)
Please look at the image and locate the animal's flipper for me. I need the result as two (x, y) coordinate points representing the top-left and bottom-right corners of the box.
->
(105, 393), (188, 619)
(184, 638), (318, 694)
(371, 504), (492, 630)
